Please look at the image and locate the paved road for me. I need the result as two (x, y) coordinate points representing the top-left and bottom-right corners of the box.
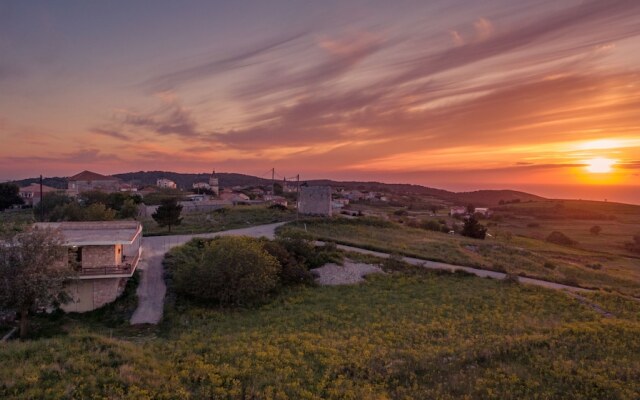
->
(130, 222), (286, 325)
(131, 222), (594, 325)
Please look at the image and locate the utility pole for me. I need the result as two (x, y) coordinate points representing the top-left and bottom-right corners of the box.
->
(296, 174), (300, 223)
(39, 174), (44, 222)
(271, 167), (275, 196)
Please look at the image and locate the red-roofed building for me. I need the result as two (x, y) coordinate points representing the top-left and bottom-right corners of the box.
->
(67, 170), (121, 196)
(18, 183), (60, 206)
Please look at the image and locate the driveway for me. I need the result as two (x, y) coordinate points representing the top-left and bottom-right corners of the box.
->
(130, 222), (285, 325)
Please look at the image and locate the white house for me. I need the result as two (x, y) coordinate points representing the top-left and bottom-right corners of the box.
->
(156, 178), (177, 189)
(450, 206), (468, 216)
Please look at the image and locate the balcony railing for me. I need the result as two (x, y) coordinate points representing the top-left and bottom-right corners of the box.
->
(78, 250), (140, 277)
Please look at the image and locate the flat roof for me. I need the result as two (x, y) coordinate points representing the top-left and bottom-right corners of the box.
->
(33, 221), (142, 246)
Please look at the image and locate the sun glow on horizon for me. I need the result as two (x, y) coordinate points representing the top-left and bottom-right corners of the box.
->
(585, 157), (616, 173)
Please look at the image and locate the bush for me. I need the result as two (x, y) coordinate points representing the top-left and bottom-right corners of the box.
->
(546, 231), (577, 246)
(527, 222), (540, 228)
(590, 225), (602, 235)
(585, 263), (602, 270)
(393, 209), (409, 217)
(503, 273), (520, 284)
(421, 219), (442, 232)
(543, 262), (556, 270)
(171, 236), (280, 306)
(624, 234), (640, 254)
(261, 240), (313, 285)
(461, 216), (487, 240)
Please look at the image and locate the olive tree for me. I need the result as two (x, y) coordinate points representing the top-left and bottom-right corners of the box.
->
(0, 227), (74, 338)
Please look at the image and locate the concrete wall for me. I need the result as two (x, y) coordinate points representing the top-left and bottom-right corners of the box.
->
(299, 186), (332, 216)
(82, 245), (118, 268)
(62, 278), (126, 313)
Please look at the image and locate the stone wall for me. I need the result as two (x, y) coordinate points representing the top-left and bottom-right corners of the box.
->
(299, 186), (332, 216)
(62, 278), (126, 313)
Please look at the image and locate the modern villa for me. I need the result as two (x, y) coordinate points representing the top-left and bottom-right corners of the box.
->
(34, 221), (143, 313)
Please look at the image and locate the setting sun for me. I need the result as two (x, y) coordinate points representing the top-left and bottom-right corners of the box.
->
(586, 157), (616, 173)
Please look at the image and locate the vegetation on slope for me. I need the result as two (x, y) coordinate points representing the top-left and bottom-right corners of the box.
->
(278, 217), (640, 296)
(1, 270), (639, 399)
(142, 205), (296, 236)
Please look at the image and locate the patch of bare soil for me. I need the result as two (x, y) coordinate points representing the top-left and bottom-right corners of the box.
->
(311, 260), (385, 286)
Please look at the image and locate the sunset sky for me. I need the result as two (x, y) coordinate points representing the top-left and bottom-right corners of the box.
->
(1, 0), (639, 203)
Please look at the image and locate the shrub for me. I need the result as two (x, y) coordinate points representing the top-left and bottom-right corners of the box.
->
(543, 262), (556, 270)
(461, 216), (487, 240)
(590, 225), (602, 235)
(585, 263), (602, 270)
(421, 219), (442, 232)
(624, 234), (640, 254)
(171, 236), (280, 306)
(503, 273), (520, 284)
(393, 209), (409, 217)
(261, 240), (313, 286)
(546, 231), (577, 246)
(527, 222), (540, 228)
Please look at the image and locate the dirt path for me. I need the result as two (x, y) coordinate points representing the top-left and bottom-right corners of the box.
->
(327, 242), (592, 293)
(130, 222), (286, 325)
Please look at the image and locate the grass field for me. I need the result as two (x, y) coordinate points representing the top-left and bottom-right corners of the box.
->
(279, 216), (640, 296)
(492, 200), (640, 257)
(2, 268), (640, 399)
(142, 205), (296, 236)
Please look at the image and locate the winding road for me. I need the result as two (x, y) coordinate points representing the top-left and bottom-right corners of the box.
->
(130, 222), (591, 325)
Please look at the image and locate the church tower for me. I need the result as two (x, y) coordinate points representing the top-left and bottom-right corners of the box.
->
(209, 170), (219, 196)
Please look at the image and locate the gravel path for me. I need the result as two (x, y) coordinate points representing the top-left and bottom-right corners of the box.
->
(130, 222), (286, 325)
(324, 242), (592, 293)
(312, 260), (384, 285)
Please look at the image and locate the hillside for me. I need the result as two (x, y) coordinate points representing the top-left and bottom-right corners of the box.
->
(10, 171), (544, 206)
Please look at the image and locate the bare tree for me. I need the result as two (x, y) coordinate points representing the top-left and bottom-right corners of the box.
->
(0, 227), (74, 338)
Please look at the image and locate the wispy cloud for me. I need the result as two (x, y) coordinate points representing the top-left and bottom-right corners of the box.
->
(142, 31), (308, 92)
(91, 128), (130, 141)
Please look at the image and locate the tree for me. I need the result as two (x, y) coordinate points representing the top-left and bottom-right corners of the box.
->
(461, 216), (487, 239)
(118, 198), (139, 219)
(466, 204), (475, 214)
(0, 228), (73, 338)
(152, 198), (183, 232)
(35, 192), (72, 221)
(170, 236), (280, 305)
(0, 183), (24, 211)
(83, 203), (116, 221)
(590, 225), (602, 235)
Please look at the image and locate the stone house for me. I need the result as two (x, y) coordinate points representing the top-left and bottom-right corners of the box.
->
(34, 221), (143, 313)
(18, 183), (59, 206)
(299, 186), (332, 216)
(67, 170), (121, 196)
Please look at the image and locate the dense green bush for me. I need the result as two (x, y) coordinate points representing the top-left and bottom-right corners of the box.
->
(546, 231), (577, 246)
(261, 239), (314, 285)
(171, 236), (280, 306)
(461, 216), (487, 239)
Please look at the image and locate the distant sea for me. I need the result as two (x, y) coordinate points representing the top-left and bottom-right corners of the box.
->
(447, 184), (640, 205)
